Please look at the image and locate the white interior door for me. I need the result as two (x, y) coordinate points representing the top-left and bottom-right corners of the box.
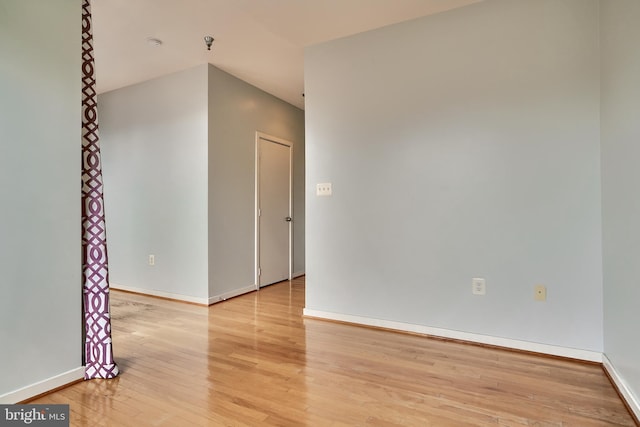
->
(256, 133), (292, 287)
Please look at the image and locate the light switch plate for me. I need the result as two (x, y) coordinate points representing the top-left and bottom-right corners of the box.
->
(316, 183), (332, 196)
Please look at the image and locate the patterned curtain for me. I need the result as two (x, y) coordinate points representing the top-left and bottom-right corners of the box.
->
(81, 0), (119, 380)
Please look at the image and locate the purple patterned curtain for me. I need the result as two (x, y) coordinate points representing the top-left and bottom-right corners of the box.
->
(81, 0), (119, 380)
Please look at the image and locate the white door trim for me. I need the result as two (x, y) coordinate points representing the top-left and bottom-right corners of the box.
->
(254, 131), (293, 288)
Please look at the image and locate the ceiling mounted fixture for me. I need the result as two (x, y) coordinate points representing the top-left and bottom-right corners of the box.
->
(204, 36), (214, 51)
(146, 37), (163, 47)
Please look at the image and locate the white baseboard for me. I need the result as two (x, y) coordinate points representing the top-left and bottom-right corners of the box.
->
(110, 283), (209, 305)
(303, 309), (602, 363)
(292, 271), (305, 279)
(0, 366), (84, 404)
(110, 283), (260, 306)
(208, 285), (256, 305)
(603, 354), (640, 422)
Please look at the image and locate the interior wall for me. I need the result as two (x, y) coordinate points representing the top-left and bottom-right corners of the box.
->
(99, 65), (209, 300)
(207, 64), (305, 299)
(600, 0), (640, 408)
(0, 0), (82, 399)
(304, 0), (603, 351)
(99, 63), (304, 303)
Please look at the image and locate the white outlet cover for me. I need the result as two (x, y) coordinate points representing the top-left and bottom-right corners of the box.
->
(472, 278), (486, 295)
(316, 182), (332, 196)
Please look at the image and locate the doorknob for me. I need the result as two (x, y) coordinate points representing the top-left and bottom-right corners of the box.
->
(285, 216), (292, 222)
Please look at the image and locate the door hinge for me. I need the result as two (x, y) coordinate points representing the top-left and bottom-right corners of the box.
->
(258, 267), (261, 276)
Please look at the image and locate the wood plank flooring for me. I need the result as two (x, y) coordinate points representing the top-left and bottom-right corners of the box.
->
(32, 277), (636, 426)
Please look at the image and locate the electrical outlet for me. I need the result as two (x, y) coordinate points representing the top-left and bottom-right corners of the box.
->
(148, 254), (155, 266)
(316, 183), (332, 196)
(472, 278), (486, 295)
(534, 285), (546, 301)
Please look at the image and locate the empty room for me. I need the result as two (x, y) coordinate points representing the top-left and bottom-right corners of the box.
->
(1, 0), (639, 425)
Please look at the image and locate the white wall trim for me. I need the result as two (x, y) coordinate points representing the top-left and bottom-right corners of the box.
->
(208, 285), (256, 305)
(110, 283), (209, 305)
(111, 283), (258, 306)
(303, 309), (602, 363)
(0, 366), (84, 404)
(292, 271), (305, 279)
(603, 354), (640, 422)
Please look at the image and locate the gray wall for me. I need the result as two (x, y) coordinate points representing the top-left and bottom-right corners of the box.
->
(0, 0), (82, 397)
(100, 65), (210, 300)
(601, 0), (640, 406)
(207, 65), (305, 298)
(99, 64), (304, 302)
(305, 0), (603, 351)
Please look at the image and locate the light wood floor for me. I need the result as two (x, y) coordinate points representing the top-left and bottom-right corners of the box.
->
(33, 277), (636, 426)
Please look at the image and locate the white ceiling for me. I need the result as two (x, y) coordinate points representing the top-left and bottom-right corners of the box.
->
(92, 0), (480, 110)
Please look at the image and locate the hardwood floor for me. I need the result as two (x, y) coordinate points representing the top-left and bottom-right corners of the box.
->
(32, 277), (635, 426)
